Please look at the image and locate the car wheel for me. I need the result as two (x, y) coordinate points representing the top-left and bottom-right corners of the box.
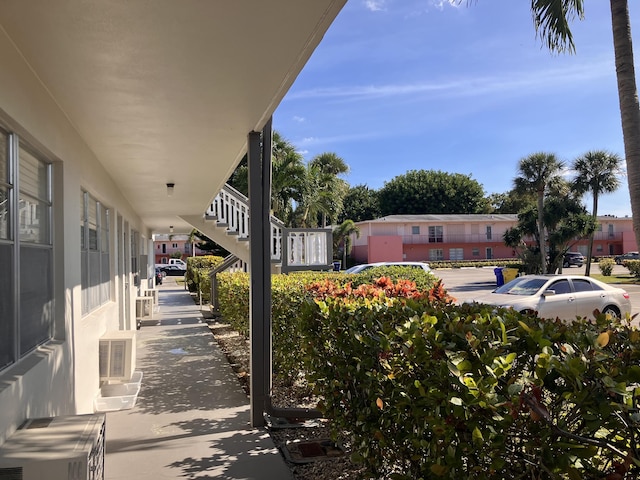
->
(563, 261), (569, 268)
(602, 305), (620, 319)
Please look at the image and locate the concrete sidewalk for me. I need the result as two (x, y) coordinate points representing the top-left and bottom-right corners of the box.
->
(105, 278), (292, 479)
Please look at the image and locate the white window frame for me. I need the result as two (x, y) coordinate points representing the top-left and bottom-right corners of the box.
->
(429, 248), (444, 261)
(428, 226), (443, 243)
(449, 248), (464, 261)
(0, 128), (54, 371)
(81, 191), (111, 314)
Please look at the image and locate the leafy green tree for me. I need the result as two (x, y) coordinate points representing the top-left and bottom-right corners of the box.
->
(571, 150), (623, 275)
(309, 152), (349, 176)
(504, 196), (596, 274)
(309, 152), (349, 227)
(192, 230), (230, 257)
(523, 0), (640, 255)
(377, 170), (487, 216)
(332, 219), (360, 267)
(271, 133), (307, 222)
(227, 131), (306, 224)
(338, 184), (381, 223)
(292, 153), (349, 227)
(513, 152), (565, 273)
(487, 189), (536, 214)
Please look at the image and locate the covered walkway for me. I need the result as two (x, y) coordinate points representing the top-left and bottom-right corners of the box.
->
(105, 278), (291, 479)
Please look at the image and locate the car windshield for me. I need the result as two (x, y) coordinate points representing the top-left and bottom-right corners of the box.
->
(494, 277), (548, 296)
(344, 265), (365, 273)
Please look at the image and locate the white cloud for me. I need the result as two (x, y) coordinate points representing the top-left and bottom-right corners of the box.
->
(429, 0), (461, 10)
(364, 0), (386, 12)
(293, 115), (305, 123)
(285, 58), (613, 103)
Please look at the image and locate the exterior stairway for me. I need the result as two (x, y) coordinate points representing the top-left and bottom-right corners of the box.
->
(179, 183), (332, 273)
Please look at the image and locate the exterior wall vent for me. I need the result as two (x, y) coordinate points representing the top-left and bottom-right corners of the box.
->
(99, 330), (136, 383)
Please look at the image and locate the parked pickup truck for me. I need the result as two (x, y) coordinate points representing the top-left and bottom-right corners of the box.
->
(155, 258), (187, 275)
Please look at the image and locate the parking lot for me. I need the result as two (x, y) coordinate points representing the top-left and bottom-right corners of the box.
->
(434, 264), (640, 320)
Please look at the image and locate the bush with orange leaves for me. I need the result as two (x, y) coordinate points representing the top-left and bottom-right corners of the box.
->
(306, 275), (454, 304)
(299, 277), (640, 479)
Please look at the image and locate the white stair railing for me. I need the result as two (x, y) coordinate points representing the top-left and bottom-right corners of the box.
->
(206, 184), (332, 269)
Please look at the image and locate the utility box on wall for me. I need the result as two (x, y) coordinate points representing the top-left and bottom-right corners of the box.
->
(0, 414), (106, 480)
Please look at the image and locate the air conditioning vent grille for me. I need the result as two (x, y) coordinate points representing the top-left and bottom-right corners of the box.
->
(0, 414), (105, 480)
(23, 418), (52, 430)
(0, 467), (23, 480)
(108, 341), (126, 378)
(88, 420), (105, 480)
(98, 331), (136, 382)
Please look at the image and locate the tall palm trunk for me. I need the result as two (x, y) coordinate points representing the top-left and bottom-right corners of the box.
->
(585, 193), (598, 276)
(610, 0), (640, 251)
(537, 188), (546, 273)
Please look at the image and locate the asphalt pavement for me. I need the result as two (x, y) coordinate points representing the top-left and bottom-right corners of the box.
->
(434, 264), (640, 320)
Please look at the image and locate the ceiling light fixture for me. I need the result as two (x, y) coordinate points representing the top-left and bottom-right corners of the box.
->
(166, 183), (175, 196)
(169, 226), (174, 233)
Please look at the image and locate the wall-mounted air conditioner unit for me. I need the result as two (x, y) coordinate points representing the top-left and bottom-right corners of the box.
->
(0, 414), (105, 480)
(99, 330), (136, 383)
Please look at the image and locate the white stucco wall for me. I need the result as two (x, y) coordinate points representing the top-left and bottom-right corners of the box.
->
(0, 28), (150, 442)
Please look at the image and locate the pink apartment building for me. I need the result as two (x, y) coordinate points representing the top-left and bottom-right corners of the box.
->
(351, 214), (637, 264)
(154, 234), (208, 265)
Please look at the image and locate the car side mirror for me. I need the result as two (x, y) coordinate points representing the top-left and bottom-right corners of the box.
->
(542, 290), (556, 297)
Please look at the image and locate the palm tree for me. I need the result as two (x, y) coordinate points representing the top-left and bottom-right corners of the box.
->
(609, 1), (640, 251)
(270, 134), (306, 223)
(293, 153), (349, 228)
(310, 152), (349, 227)
(227, 131), (306, 225)
(332, 219), (360, 268)
(293, 163), (340, 227)
(528, 0), (640, 253)
(513, 152), (565, 273)
(309, 152), (349, 176)
(571, 150), (622, 275)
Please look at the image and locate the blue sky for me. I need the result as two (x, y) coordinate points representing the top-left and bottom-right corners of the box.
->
(273, 0), (639, 218)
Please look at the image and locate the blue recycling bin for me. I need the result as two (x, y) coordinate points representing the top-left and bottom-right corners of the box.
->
(494, 267), (504, 287)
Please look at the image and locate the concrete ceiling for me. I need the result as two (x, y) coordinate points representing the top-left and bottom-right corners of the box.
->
(0, 0), (345, 233)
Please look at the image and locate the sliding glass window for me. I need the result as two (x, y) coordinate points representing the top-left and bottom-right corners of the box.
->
(0, 128), (14, 369)
(19, 144), (53, 355)
(0, 128), (54, 370)
(81, 191), (110, 314)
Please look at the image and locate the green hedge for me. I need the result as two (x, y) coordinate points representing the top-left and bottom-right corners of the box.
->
(624, 259), (640, 278)
(298, 280), (640, 479)
(427, 259), (524, 270)
(599, 257), (615, 276)
(185, 255), (224, 302)
(216, 268), (439, 379)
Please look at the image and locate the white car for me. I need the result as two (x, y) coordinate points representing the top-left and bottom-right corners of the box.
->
(470, 274), (631, 321)
(343, 261), (431, 274)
